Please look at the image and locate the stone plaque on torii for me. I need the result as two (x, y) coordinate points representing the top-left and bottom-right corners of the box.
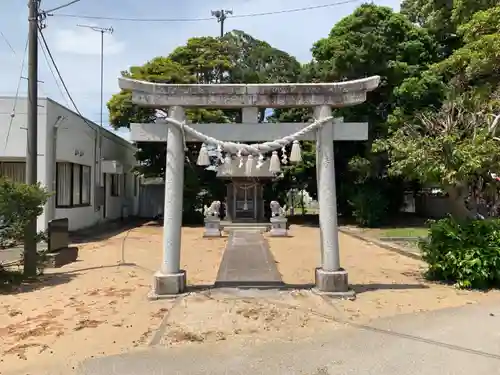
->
(119, 76), (380, 299)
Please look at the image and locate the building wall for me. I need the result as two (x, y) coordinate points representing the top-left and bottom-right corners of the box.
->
(415, 194), (450, 219)
(0, 97), (139, 231)
(138, 184), (165, 218)
(0, 97), (49, 230)
(47, 99), (140, 230)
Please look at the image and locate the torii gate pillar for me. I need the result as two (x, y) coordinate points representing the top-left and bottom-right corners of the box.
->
(119, 76), (380, 298)
(314, 105), (349, 296)
(153, 106), (186, 295)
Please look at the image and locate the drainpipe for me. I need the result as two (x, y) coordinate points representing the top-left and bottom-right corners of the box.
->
(93, 126), (100, 217)
(44, 115), (66, 227)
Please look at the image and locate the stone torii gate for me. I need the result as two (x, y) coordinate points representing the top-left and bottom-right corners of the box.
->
(119, 76), (380, 298)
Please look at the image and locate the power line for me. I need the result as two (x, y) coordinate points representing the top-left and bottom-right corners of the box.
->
(44, 0), (81, 14)
(38, 26), (96, 129)
(38, 28), (126, 145)
(38, 33), (70, 107)
(0, 29), (17, 56)
(47, 0), (360, 22)
(4, 38), (29, 153)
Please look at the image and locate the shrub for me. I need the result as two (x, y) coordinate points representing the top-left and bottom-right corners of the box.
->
(0, 178), (49, 246)
(0, 178), (49, 287)
(420, 217), (500, 289)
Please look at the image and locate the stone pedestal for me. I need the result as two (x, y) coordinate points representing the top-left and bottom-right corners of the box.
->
(270, 216), (288, 237)
(314, 267), (355, 299)
(148, 270), (187, 300)
(204, 217), (221, 237)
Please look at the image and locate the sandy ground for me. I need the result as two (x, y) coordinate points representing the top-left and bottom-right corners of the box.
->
(0, 224), (227, 374)
(1, 223), (498, 375)
(268, 225), (499, 321)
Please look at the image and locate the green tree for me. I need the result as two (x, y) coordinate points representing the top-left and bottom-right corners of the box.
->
(374, 97), (500, 219)
(107, 32), (304, 219)
(400, 0), (497, 57)
(392, 4), (500, 135)
(225, 30), (301, 84)
(432, 6), (500, 101)
(312, 4), (438, 130)
(300, 4), (439, 219)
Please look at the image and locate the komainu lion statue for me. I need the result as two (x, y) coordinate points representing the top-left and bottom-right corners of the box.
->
(204, 201), (221, 218)
(270, 201), (286, 217)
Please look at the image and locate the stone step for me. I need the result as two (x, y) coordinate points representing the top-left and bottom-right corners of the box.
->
(223, 228), (269, 234)
(221, 223), (271, 234)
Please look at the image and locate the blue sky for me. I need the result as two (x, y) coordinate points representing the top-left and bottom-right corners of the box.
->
(0, 0), (400, 140)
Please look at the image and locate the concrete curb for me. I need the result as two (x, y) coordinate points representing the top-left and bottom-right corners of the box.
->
(338, 227), (422, 261)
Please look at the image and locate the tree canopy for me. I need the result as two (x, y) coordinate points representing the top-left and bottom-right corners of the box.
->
(107, 2), (500, 223)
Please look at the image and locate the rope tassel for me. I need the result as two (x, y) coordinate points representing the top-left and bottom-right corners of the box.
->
(290, 140), (302, 162)
(197, 144), (210, 166)
(269, 151), (281, 173)
(245, 155), (254, 176)
(256, 154), (265, 169)
(223, 154), (233, 175)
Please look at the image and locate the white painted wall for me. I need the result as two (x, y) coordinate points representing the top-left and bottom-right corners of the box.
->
(0, 97), (139, 231)
(0, 97), (48, 230)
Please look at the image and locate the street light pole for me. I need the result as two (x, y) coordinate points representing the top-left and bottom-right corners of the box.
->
(211, 9), (232, 37)
(76, 24), (113, 215)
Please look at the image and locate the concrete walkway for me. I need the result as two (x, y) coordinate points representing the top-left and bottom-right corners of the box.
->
(0, 243), (47, 264)
(77, 300), (500, 375)
(214, 230), (283, 288)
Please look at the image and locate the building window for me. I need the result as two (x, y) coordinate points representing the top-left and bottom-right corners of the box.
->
(56, 163), (72, 207)
(56, 162), (91, 208)
(0, 162), (26, 183)
(110, 174), (120, 197)
(72, 164), (81, 204)
(81, 166), (91, 204)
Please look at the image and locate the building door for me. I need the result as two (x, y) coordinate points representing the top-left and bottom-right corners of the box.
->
(234, 183), (257, 221)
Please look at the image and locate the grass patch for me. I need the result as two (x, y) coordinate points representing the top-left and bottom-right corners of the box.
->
(362, 227), (429, 239)
(379, 227), (429, 238)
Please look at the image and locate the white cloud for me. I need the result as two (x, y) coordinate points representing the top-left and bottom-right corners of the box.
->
(52, 27), (125, 56)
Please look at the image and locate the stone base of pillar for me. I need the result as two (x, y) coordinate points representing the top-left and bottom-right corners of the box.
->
(313, 267), (356, 299)
(148, 269), (187, 300)
(269, 216), (288, 237)
(204, 217), (221, 237)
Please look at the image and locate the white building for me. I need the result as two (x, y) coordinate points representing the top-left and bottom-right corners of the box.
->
(0, 96), (140, 231)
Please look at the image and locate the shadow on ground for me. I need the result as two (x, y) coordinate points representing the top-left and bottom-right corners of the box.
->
(288, 213), (430, 229)
(146, 219), (204, 228)
(351, 283), (428, 294)
(69, 218), (149, 244)
(186, 281), (428, 294)
(57, 262), (155, 276)
(0, 269), (76, 295)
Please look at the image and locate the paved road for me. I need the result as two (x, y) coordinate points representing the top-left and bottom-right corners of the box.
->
(0, 243), (48, 264)
(76, 299), (500, 375)
(0, 248), (23, 263)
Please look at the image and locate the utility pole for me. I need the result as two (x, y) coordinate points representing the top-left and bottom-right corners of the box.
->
(24, 0), (40, 277)
(76, 24), (113, 216)
(211, 9), (232, 37)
